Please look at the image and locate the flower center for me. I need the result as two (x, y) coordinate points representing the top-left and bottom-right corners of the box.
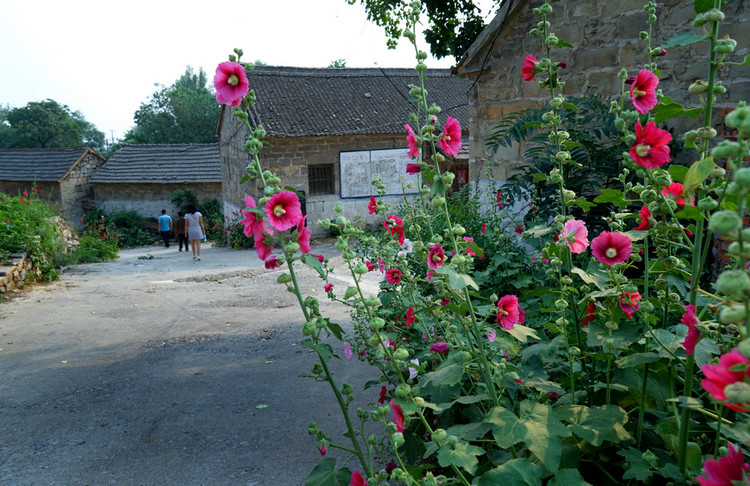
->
(635, 144), (651, 157)
(227, 74), (239, 86)
(605, 248), (618, 258)
(432, 254), (442, 263)
(497, 308), (508, 316)
(633, 87), (646, 97)
(273, 205), (286, 217)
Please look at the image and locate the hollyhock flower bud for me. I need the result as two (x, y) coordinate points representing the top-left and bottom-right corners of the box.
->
(738, 339), (750, 358)
(716, 270), (750, 298)
(430, 342), (449, 354)
(721, 305), (747, 324)
(370, 317), (385, 330)
(703, 8), (725, 23)
(708, 210), (741, 236)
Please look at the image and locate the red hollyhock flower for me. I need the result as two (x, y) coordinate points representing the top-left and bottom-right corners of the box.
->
(368, 196), (377, 215)
(619, 292), (641, 319)
(365, 261), (377, 272)
(384, 215), (405, 245)
(582, 301), (597, 326)
(385, 269), (402, 285)
(214, 61), (249, 106)
(591, 232), (632, 266)
(630, 69), (659, 114)
(427, 243), (446, 270)
(405, 307), (415, 326)
(557, 62), (567, 69)
(439, 116), (462, 157)
(697, 443), (749, 486)
(265, 190), (302, 231)
(324, 283), (333, 293)
(522, 54), (538, 81)
(313, 254), (325, 263)
(378, 385), (387, 404)
(430, 342), (449, 354)
(630, 121), (672, 168)
(515, 224), (524, 234)
(350, 471), (366, 486)
(680, 304), (702, 355)
(496, 295), (521, 330)
(701, 349), (750, 412)
(405, 124), (420, 159)
(264, 256), (281, 270)
(296, 215), (311, 254)
(662, 182), (693, 207)
(634, 205), (651, 231)
(318, 443), (326, 456)
(390, 399), (406, 433)
(406, 163), (421, 175)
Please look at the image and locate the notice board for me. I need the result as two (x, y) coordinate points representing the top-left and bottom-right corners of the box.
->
(339, 148), (420, 198)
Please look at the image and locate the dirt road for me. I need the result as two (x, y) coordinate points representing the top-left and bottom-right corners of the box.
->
(0, 242), (378, 485)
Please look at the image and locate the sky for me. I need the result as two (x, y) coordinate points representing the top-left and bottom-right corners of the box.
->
(0, 0), (496, 144)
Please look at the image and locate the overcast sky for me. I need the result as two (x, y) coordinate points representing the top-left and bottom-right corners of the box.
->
(0, 0), (495, 143)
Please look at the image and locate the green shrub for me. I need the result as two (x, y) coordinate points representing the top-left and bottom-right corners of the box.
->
(213, 211), (254, 249)
(199, 198), (224, 241)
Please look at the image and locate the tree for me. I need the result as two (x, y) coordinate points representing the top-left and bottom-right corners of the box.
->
(328, 59), (347, 68)
(347, 0), (501, 62)
(0, 99), (105, 150)
(123, 67), (219, 144)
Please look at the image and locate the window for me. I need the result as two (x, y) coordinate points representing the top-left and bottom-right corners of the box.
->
(308, 164), (335, 195)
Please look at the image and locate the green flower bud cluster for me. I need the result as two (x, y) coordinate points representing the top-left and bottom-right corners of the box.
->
(716, 270), (750, 299)
(708, 210), (741, 236)
(726, 102), (750, 137)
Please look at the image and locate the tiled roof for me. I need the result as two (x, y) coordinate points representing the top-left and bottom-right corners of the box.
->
(90, 144), (221, 184)
(236, 66), (469, 138)
(0, 147), (94, 182)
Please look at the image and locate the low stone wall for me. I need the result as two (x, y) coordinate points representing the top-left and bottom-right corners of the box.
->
(0, 253), (36, 295)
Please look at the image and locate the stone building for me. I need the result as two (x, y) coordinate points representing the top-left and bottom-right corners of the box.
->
(453, 0), (750, 183)
(90, 144), (221, 218)
(218, 66), (469, 235)
(0, 146), (106, 221)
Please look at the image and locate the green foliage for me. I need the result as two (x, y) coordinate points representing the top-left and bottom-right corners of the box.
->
(328, 59), (347, 68)
(214, 211), (254, 249)
(170, 189), (199, 213)
(104, 211), (157, 248)
(123, 67), (220, 144)
(198, 198), (224, 241)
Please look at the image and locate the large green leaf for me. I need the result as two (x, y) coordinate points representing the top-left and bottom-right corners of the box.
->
(593, 189), (631, 207)
(651, 96), (702, 123)
(475, 459), (543, 486)
(554, 405), (632, 446)
(616, 352), (660, 369)
(485, 401), (571, 470)
(435, 266), (479, 291)
(437, 442), (484, 474)
(617, 447), (654, 481)
(663, 31), (709, 48)
(683, 157), (715, 193)
(548, 469), (593, 486)
(304, 458), (351, 486)
(420, 362), (464, 387)
(506, 324), (541, 342)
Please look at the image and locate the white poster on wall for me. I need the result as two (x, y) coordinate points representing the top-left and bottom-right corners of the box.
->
(339, 148), (420, 198)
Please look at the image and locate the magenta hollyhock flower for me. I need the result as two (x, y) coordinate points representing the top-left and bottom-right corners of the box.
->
(319, 443), (327, 456)
(619, 292), (641, 319)
(378, 385), (387, 404)
(313, 254), (325, 263)
(377, 257), (385, 273)
(591, 232), (632, 266)
(324, 283), (333, 293)
(264, 256), (281, 270)
(254, 231), (274, 261)
(368, 196), (377, 215)
(405, 307), (415, 326)
(630, 69), (659, 114)
(350, 471), (366, 486)
(630, 121), (672, 168)
(634, 205), (652, 231)
(214, 61), (250, 107)
(344, 341), (352, 360)
(390, 398), (406, 432)
(241, 195), (273, 238)
(681, 304), (702, 355)
(430, 342), (449, 354)
(496, 295), (521, 330)
(406, 162), (421, 175)
(366, 261), (377, 272)
(265, 191), (302, 232)
(697, 443), (750, 486)
(582, 301), (597, 326)
(701, 349), (750, 412)
(296, 216), (311, 254)
(522, 54), (538, 81)
(405, 124), (420, 159)
(562, 219), (589, 254)
(487, 329), (496, 343)
(662, 182), (693, 207)
(384, 215), (405, 245)
(427, 243), (446, 270)
(385, 269), (402, 285)
(439, 116), (462, 157)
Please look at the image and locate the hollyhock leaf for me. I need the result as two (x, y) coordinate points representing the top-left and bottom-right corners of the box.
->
(421, 362), (465, 387)
(327, 322), (345, 341)
(615, 352), (660, 369)
(694, 0), (722, 13)
(556, 39), (573, 48)
(506, 324), (541, 343)
(693, 334), (720, 366)
(475, 458), (543, 486)
(344, 286), (358, 300)
(593, 189), (632, 207)
(662, 31), (709, 49)
(675, 206), (704, 221)
(652, 96), (702, 123)
(572, 197), (596, 213)
(548, 469), (593, 486)
(446, 421), (493, 441)
(554, 405), (631, 446)
(532, 173), (548, 183)
(668, 164), (689, 183)
(617, 448), (656, 481)
(301, 253), (325, 278)
(436, 266), (479, 290)
(571, 267), (608, 291)
(683, 157), (715, 193)
(437, 442), (484, 475)
(524, 225), (555, 238)
(303, 457), (351, 486)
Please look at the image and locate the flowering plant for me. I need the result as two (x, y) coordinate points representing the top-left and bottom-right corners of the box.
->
(215, 0), (750, 483)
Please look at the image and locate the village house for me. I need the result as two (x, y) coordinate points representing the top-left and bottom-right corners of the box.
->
(217, 66), (469, 235)
(89, 143), (222, 218)
(0, 146), (105, 221)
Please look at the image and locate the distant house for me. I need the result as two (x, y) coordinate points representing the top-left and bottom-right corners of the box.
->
(0, 146), (106, 221)
(218, 66), (469, 235)
(90, 143), (222, 218)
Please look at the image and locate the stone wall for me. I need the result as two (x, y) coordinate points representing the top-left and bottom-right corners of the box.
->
(460, 0), (750, 182)
(59, 151), (106, 221)
(93, 182), (222, 219)
(0, 253), (36, 295)
(0, 182), (62, 211)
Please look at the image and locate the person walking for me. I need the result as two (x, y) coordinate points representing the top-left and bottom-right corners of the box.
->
(158, 209), (173, 248)
(174, 211), (188, 252)
(185, 205), (206, 261)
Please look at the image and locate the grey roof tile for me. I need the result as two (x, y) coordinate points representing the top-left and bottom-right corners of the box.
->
(0, 147), (92, 182)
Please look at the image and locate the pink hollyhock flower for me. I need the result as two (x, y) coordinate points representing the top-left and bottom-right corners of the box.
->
(634, 205), (652, 231)
(405, 124), (420, 159)
(582, 301), (597, 326)
(350, 471), (366, 486)
(482, 223), (486, 234)
(254, 231), (274, 261)
(630, 69), (659, 114)
(265, 191), (302, 231)
(241, 195), (273, 238)
(681, 305), (702, 355)
(562, 219), (589, 254)
(426, 270), (435, 283)
(441, 297), (450, 306)
(324, 283), (333, 293)
(496, 295), (521, 330)
(390, 399), (406, 432)
(591, 232), (632, 266)
(406, 162), (421, 175)
(368, 196), (377, 215)
(344, 341), (352, 360)
(319, 443), (327, 456)
(430, 342), (449, 354)
(662, 182), (693, 207)
(439, 116), (462, 157)
(377, 257), (385, 273)
(701, 349), (750, 412)
(214, 61), (249, 106)
(264, 256), (281, 270)
(630, 121), (672, 168)
(518, 307), (525, 324)
(522, 54), (538, 81)
(296, 216), (311, 253)
(405, 307), (415, 326)
(378, 386), (387, 404)
(427, 243), (446, 270)
(384, 215), (405, 245)
(385, 269), (402, 285)
(313, 254), (325, 263)
(487, 329), (496, 343)
(697, 443), (749, 486)
(365, 261), (377, 272)
(619, 292), (641, 319)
